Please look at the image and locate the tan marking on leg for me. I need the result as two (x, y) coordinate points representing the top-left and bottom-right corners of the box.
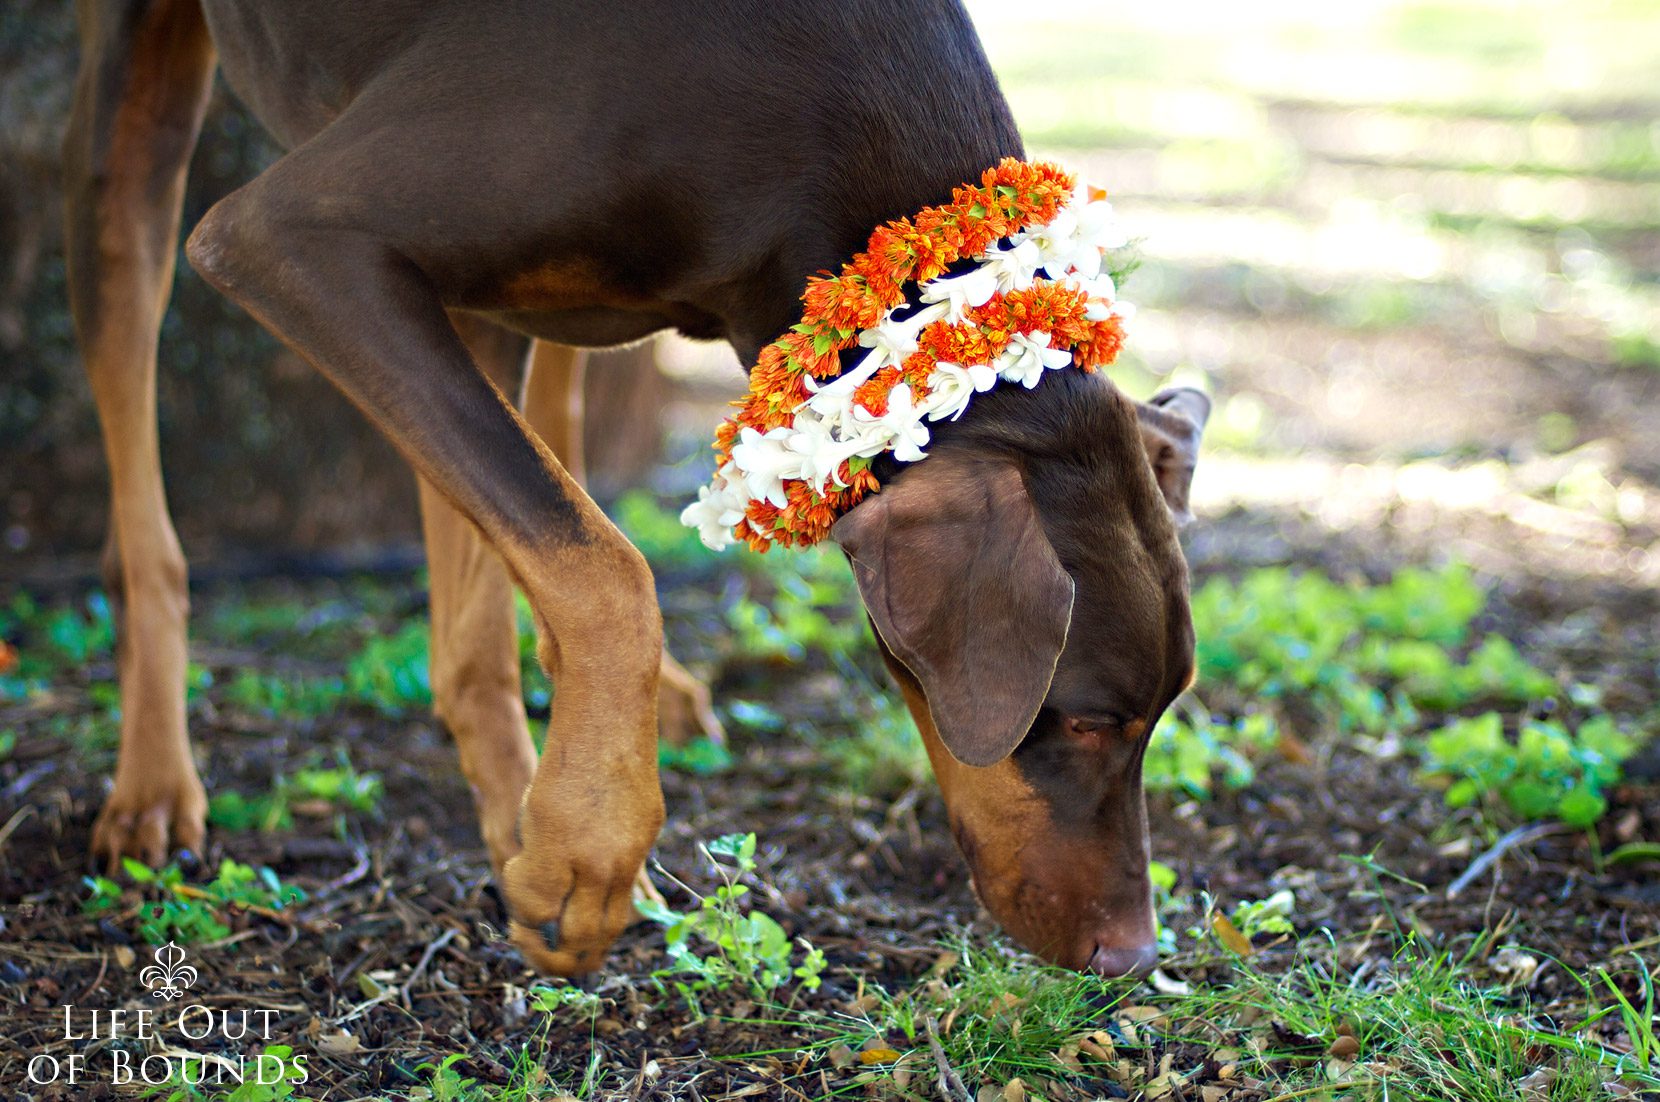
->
(65, 0), (216, 870)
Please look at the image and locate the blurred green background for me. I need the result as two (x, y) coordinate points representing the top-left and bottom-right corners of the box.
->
(1, 0), (1656, 590)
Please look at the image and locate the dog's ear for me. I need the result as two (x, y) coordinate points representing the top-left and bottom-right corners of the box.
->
(1134, 387), (1211, 525)
(832, 455), (1075, 767)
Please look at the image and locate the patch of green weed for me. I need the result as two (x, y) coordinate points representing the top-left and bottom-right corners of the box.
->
(658, 735), (734, 776)
(637, 833), (826, 1013)
(1419, 712), (1639, 827)
(208, 756), (383, 832)
(825, 696), (931, 797)
(83, 858), (305, 945)
(1143, 711), (1280, 797)
(141, 1043), (311, 1102)
(345, 620), (432, 712)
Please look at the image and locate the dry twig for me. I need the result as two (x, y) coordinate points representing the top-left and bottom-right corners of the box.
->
(923, 1014), (972, 1102)
(1447, 822), (1568, 899)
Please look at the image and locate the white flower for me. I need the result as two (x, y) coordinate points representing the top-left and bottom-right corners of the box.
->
(729, 426), (807, 509)
(845, 382), (929, 463)
(1072, 192), (1128, 252)
(877, 384), (931, 462)
(997, 331), (1072, 389)
(921, 360), (999, 422)
(801, 370), (858, 423)
(853, 301), (947, 368)
(1026, 193), (1127, 282)
(919, 265), (998, 321)
(978, 238), (1043, 294)
(681, 478), (748, 550)
(1026, 208), (1082, 278)
(789, 410), (867, 492)
(1077, 274), (1120, 320)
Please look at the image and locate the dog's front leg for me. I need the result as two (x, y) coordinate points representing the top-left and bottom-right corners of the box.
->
(185, 142), (664, 975)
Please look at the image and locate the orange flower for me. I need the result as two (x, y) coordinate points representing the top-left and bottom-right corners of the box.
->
(780, 330), (838, 379)
(854, 366), (903, 416)
(802, 275), (883, 333)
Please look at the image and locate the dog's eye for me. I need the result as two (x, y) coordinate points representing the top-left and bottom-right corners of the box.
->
(1062, 714), (1151, 744)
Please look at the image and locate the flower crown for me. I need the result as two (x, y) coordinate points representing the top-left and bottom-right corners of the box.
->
(682, 158), (1133, 552)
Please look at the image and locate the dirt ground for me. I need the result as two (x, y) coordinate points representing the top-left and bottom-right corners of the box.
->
(1, 488), (1656, 1099)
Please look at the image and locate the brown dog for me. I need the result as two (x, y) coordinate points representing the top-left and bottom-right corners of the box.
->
(63, 0), (1208, 976)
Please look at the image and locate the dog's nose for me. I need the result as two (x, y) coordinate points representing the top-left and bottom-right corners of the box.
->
(1086, 940), (1159, 978)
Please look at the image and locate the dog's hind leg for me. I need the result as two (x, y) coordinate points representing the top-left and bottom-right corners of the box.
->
(521, 341), (725, 748)
(63, 0), (216, 870)
(420, 314), (537, 880)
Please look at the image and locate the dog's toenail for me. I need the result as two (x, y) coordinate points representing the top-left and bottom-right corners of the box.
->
(540, 920), (561, 951)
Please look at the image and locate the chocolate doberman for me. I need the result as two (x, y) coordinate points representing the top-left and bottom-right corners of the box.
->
(63, 0), (1209, 976)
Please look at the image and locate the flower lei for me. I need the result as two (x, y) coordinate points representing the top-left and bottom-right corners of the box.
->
(682, 158), (1134, 551)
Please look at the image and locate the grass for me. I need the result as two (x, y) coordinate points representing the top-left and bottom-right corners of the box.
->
(800, 927), (1659, 1101)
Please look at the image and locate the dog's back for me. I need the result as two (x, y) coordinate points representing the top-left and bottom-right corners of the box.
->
(192, 0), (1023, 356)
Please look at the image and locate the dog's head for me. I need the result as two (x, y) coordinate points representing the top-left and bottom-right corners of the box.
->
(833, 376), (1207, 974)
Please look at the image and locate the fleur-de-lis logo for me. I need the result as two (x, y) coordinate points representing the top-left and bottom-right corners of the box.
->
(138, 941), (197, 1000)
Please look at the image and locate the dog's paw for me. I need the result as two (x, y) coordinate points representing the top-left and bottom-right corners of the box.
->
(91, 766), (207, 872)
(657, 651), (725, 747)
(501, 848), (645, 975)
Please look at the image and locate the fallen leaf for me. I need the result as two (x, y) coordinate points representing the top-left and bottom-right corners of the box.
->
(1002, 1077), (1026, 1102)
(315, 1031), (361, 1057)
(1212, 913), (1253, 956)
(827, 1045), (855, 1069)
(113, 946), (136, 969)
(1491, 946), (1541, 990)
(1079, 1037), (1113, 1064)
(1277, 730), (1314, 765)
(859, 1048), (901, 1065)
(1515, 1067), (1556, 1101)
